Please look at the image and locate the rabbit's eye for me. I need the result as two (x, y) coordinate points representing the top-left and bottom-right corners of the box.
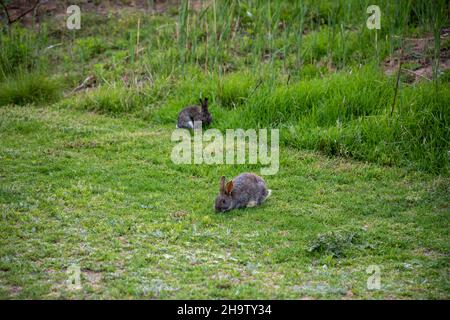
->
(222, 200), (225, 204)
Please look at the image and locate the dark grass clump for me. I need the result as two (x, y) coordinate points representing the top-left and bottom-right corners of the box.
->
(307, 228), (369, 258)
(0, 74), (61, 107)
(60, 86), (143, 116)
(60, 81), (169, 118)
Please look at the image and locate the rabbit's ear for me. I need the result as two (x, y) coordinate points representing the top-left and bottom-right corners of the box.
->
(220, 176), (226, 194)
(225, 180), (233, 195)
(201, 98), (208, 110)
(199, 98), (203, 105)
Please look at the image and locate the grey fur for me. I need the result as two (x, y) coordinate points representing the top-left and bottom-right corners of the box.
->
(215, 173), (271, 212)
(177, 97), (212, 129)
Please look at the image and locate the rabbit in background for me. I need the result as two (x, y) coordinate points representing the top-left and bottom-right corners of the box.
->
(177, 97), (212, 129)
(215, 173), (272, 212)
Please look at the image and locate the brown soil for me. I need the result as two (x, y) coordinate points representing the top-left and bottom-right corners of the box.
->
(384, 27), (450, 82)
(0, 0), (185, 26)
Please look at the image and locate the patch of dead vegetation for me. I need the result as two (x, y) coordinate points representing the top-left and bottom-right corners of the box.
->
(83, 269), (102, 289)
(171, 210), (189, 220)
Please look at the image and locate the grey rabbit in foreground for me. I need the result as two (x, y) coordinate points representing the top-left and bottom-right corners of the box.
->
(215, 173), (272, 212)
(177, 97), (212, 129)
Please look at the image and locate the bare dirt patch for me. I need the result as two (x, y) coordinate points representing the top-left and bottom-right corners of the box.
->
(83, 269), (102, 287)
(8, 285), (22, 296)
(1, 0), (204, 26)
(384, 28), (450, 82)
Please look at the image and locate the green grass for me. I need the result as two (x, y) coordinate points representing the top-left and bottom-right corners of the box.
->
(0, 26), (49, 79)
(0, 73), (61, 107)
(0, 105), (448, 299)
(0, 0), (449, 299)
(147, 66), (449, 174)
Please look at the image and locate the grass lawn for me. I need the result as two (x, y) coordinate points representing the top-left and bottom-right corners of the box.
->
(0, 0), (449, 300)
(0, 105), (448, 299)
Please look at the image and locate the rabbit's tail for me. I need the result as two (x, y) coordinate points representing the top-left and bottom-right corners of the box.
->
(266, 189), (272, 199)
(176, 121), (193, 129)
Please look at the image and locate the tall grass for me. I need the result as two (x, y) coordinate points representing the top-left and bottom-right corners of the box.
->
(219, 66), (448, 173)
(0, 73), (61, 106)
(0, 26), (49, 79)
(153, 64), (449, 174)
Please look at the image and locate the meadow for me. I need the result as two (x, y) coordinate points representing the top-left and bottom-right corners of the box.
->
(0, 0), (449, 299)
